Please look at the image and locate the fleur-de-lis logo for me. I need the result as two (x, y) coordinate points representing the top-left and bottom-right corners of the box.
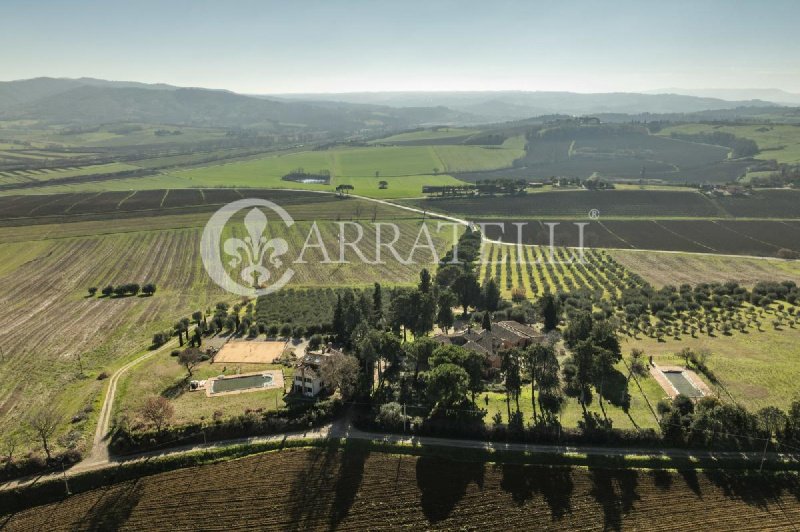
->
(224, 208), (289, 287)
(201, 198), (295, 296)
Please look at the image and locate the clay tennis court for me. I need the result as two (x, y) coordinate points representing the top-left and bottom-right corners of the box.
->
(213, 340), (287, 364)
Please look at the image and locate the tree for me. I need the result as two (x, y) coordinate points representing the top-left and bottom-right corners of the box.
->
(142, 283), (157, 296)
(481, 311), (492, 331)
(501, 348), (522, 419)
(539, 293), (561, 331)
(319, 353), (360, 399)
(139, 396), (174, 433)
(87, 287), (97, 297)
(481, 278), (501, 312)
(178, 348), (203, 378)
(436, 290), (456, 333)
(525, 343), (559, 422)
(430, 344), (484, 403)
(418, 269), (432, 293)
(563, 311), (593, 349)
(426, 363), (469, 409)
(27, 409), (61, 461)
(378, 180), (388, 189)
(1, 432), (19, 470)
(101, 285), (114, 297)
(372, 282), (383, 325)
(407, 336), (438, 386)
(452, 270), (480, 316)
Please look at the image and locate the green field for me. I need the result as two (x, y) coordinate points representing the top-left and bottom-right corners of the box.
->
(0, 139), (524, 199)
(371, 127), (481, 143)
(659, 123), (800, 165)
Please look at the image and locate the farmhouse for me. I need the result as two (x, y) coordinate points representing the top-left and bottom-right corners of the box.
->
(292, 344), (343, 397)
(434, 320), (544, 369)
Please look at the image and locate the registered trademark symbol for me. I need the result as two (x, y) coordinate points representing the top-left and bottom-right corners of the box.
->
(589, 209), (600, 220)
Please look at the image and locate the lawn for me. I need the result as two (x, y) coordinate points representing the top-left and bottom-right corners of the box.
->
(113, 351), (292, 425)
(479, 357), (661, 431)
(623, 321), (800, 411)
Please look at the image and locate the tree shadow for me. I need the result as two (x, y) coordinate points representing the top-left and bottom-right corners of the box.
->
(597, 367), (630, 411)
(499, 463), (573, 520)
(80, 480), (143, 530)
(327, 444), (369, 530)
(588, 466), (640, 532)
(703, 470), (788, 510)
(161, 377), (189, 400)
(416, 454), (485, 523)
(678, 468), (702, 497)
(650, 469), (673, 491)
(286, 444), (342, 531)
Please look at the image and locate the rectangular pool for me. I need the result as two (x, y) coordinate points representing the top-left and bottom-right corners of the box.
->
(211, 373), (274, 394)
(663, 371), (703, 398)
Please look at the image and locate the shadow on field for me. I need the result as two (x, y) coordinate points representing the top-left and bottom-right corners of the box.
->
(499, 463), (574, 519)
(416, 455), (485, 523)
(588, 465), (640, 532)
(703, 470), (800, 510)
(285, 443), (368, 532)
(327, 444), (369, 530)
(79, 480), (143, 530)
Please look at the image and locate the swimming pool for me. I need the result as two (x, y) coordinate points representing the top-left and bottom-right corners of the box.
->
(663, 371), (703, 398)
(210, 373), (274, 394)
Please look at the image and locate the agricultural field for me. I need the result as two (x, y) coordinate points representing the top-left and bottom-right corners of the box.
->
(517, 131), (741, 183)
(409, 188), (800, 219)
(0, 162), (141, 186)
(0, 195), (447, 457)
(609, 249), (800, 287)
(476, 218), (800, 257)
(659, 123), (800, 165)
(370, 127), (481, 144)
(0, 139), (524, 199)
(5, 447), (800, 530)
(0, 189), (417, 226)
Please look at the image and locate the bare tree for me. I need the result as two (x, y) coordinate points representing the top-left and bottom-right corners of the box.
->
(27, 409), (61, 461)
(139, 396), (174, 433)
(1, 432), (19, 470)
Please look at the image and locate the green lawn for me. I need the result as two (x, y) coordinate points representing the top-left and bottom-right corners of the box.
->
(114, 352), (291, 425)
(480, 357), (662, 431)
(623, 313), (800, 411)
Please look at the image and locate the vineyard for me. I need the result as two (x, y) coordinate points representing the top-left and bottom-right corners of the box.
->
(410, 189), (800, 219)
(475, 219), (800, 257)
(0, 196), (447, 457)
(4, 447), (800, 530)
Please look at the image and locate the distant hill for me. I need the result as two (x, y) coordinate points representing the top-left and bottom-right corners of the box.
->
(0, 78), (475, 131)
(649, 88), (800, 105)
(273, 90), (778, 121)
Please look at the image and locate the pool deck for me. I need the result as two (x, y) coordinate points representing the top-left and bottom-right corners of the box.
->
(650, 365), (712, 399)
(205, 369), (285, 397)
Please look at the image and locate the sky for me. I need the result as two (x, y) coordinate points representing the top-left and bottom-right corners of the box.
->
(1, 0), (799, 94)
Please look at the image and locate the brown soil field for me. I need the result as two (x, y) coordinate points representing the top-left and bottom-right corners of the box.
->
(3, 448), (799, 531)
(608, 249), (800, 287)
(213, 340), (287, 364)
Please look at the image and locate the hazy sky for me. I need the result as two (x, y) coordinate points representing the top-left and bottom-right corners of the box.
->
(2, 0), (799, 93)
